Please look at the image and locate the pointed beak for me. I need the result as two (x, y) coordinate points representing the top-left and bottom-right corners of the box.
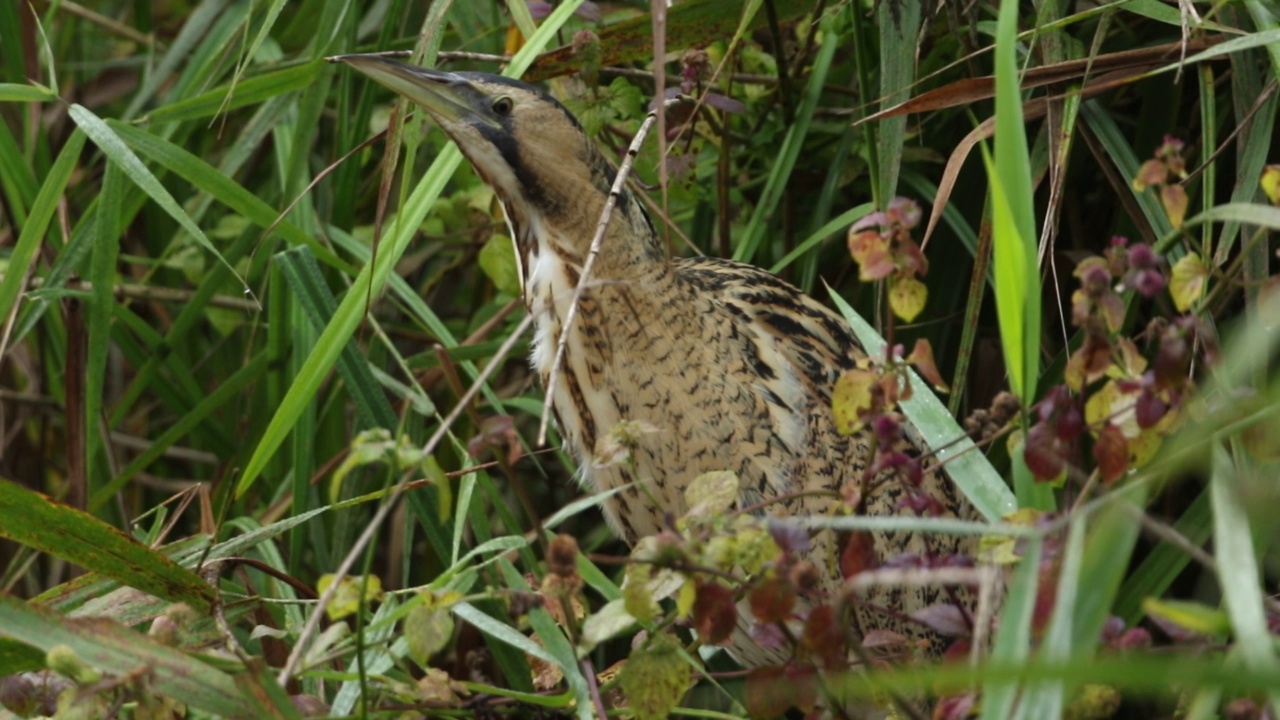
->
(329, 54), (477, 125)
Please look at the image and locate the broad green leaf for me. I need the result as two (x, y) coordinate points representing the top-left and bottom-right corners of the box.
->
(0, 595), (260, 718)
(0, 478), (215, 610)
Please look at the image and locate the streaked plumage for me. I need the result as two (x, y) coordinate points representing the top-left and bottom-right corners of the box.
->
(337, 55), (973, 667)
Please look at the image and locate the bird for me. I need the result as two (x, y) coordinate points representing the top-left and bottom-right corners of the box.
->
(334, 54), (974, 670)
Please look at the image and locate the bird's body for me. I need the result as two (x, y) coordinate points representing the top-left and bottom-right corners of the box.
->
(338, 55), (973, 668)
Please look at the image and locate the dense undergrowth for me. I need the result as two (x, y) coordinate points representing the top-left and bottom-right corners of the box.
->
(1, 1), (1278, 718)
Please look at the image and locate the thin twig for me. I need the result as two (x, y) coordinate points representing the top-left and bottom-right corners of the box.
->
(536, 96), (688, 445)
(0, 275), (261, 312)
(581, 657), (609, 720)
(276, 310), (535, 686)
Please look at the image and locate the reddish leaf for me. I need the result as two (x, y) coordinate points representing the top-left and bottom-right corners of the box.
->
(1094, 423), (1129, 485)
(847, 230), (895, 281)
(933, 692), (978, 720)
(749, 577), (797, 625)
(803, 605), (846, 665)
(692, 582), (737, 646)
(838, 531), (879, 579)
(940, 638), (972, 664)
(784, 664), (820, 714)
(1023, 423), (1065, 482)
(1032, 563), (1061, 638)
(1135, 390), (1167, 429)
(1131, 158), (1167, 190)
(468, 415), (521, 465)
(906, 338), (949, 391)
(744, 666), (790, 720)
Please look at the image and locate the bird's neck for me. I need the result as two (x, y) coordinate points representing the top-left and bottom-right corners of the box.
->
(503, 187), (667, 294)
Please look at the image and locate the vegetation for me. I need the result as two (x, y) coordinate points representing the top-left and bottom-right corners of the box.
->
(1, 0), (1278, 718)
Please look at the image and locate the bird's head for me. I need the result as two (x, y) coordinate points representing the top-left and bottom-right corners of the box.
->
(334, 54), (659, 276)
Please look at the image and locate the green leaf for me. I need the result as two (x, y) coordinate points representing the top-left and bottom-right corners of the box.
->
(619, 634), (693, 720)
(478, 233), (522, 296)
(0, 130), (86, 340)
(143, 60), (324, 124)
(0, 595), (260, 717)
(988, 0), (1041, 406)
(0, 83), (56, 102)
(275, 246), (398, 429)
(67, 104), (252, 296)
(1142, 598), (1231, 637)
(405, 601), (456, 666)
(91, 352), (269, 509)
(980, 538), (1042, 720)
(0, 478), (215, 610)
(1210, 445), (1280, 707)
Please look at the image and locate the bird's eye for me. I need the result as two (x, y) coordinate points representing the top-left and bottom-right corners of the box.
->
(492, 96), (513, 116)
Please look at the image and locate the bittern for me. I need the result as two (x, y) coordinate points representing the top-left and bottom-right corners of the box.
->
(336, 54), (972, 667)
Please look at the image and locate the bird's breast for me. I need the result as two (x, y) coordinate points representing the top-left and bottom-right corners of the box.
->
(521, 248), (814, 543)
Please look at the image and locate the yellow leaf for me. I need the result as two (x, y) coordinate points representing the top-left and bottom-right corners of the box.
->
(676, 578), (697, 620)
(888, 275), (928, 322)
(1160, 184), (1188, 228)
(1261, 164), (1280, 205)
(405, 600), (455, 666)
(1142, 598), (1231, 636)
(623, 562), (657, 623)
(1169, 252), (1208, 312)
(832, 369), (876, 435)
(318, 574), (384, 621)
(684, 471), (739, 517)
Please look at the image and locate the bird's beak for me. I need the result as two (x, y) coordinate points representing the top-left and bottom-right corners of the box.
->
(329, 54), (477, 125)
